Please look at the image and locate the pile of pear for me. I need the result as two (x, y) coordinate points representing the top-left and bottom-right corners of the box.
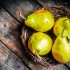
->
(21, 9), (70, 64)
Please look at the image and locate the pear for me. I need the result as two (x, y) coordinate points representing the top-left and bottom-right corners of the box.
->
(28, 32), (52, 56)
(25, 9), (54, 32)
(52, 33), (70, 63)
(53, 17), (70, 36)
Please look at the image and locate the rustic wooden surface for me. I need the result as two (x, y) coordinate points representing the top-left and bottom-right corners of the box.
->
(0, 6), (31, 70)
(0, 41), (30, 70)
(0, 7), (23, 57)
(0, 0), (41, 22)
(0, 6), (40, 70)
(0, 0), (70, 70)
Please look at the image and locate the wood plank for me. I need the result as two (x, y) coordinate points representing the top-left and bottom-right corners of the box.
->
(0, 0), (70, 70)
(0, 0), (41, 22)
(0, 41), (30, 70)
(36, 0), (70, 8)
(0, 6), (23, 58)
(0, 6), (41, 70)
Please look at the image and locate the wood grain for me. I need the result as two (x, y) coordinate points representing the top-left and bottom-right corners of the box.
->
(0, 41), (30, 70)
(0, 6), (40, 70)
(0, 0), (41, 22)
(0, 7), (23, 58)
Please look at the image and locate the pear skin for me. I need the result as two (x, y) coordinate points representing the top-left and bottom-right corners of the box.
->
(52, 36), (70, 63)
(28, 32), (52, 56)
(53, 17), (70, 37)
(25, 9), (54, 32)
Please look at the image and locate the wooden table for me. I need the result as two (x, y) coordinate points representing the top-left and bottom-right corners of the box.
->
(0, 0), (70, 70)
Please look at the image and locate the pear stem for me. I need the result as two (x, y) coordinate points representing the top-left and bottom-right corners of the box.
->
(35, 51), (41, 59)
(35, 51), (50, 67)
(61, 28), (65, 38)
(19, 12), (26, 19)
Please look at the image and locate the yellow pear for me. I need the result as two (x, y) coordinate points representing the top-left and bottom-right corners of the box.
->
(52, 35), (70, 63)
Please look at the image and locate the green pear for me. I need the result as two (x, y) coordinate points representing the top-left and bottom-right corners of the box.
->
(25, 9), (54, 32)
(28, 32), (52, 56)
(52, 34), (70, 63)
(53, 17), (70, 37)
